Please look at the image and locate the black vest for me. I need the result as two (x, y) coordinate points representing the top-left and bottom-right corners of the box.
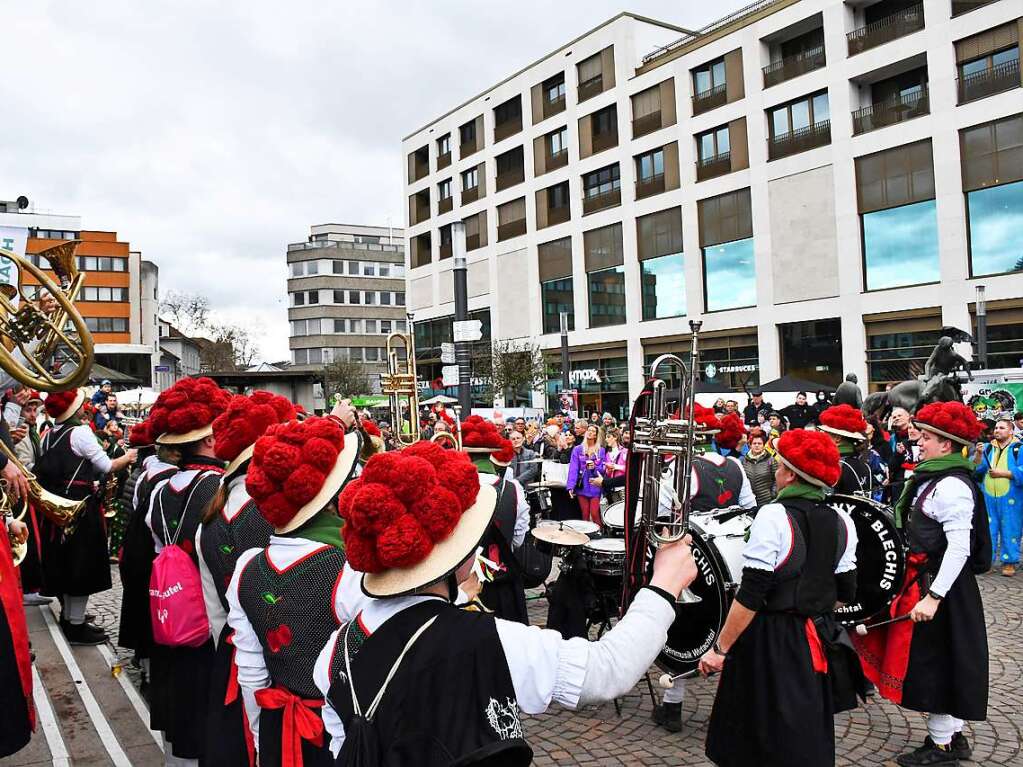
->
(479, 476), (518, 572)
(198, 481), (273, 612)
(908, 470), (991, 574)
(235, 544), (346, 698)
(692, 455), (744, 511)
(326, 599), (532, 767)
(35, 424), (98, 501)
(763, 498), (847, 617)
(836, 455), (873, 496)
(151, 464), (224, 566)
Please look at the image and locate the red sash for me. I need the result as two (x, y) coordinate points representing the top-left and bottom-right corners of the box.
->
(254, 686), (324, 767)
(223, 632), (255, 766)
(0, 533), (35, 731)
(804, 618), (828, 674)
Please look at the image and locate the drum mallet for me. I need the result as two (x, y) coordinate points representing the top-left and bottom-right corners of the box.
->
(854, 613), (911, 636)
(658, 669), (708, 688)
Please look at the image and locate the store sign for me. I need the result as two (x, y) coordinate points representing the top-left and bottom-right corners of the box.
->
(0, 226), (28, 293)
(720, 364), (758, 374)
(570, 368), (603, 385)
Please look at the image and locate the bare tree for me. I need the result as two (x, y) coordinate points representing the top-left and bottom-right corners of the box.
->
(323, 359), (370, 398)
(159, 291), (210, 335)
(488, 339), (547, 407)
(160, 290), (263, 372)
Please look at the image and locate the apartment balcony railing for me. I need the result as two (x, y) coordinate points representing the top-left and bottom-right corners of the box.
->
(495, 166), (525, 192)
(762, 45), (826, 88)
(287, 241), (404, 253)
(852, 88), (930, 135)
(952, 0), (997, 16)
(497, 219), (527, 241)
(578, 74), (604, 103)
(692, 83), (728, 116)
(696, 152), (732, 181)
(437, 151), (451, 170)
(438, 196), (453, 215)
(591, 129), (619, 154)
(547, 148), (568, 171)
(635, 173), (666, 200)
(460, 139), (480, 159)
(543, 93), (566, 120)
(768, 120), (831, 161)
(494, 115), (522, 143)
(548, 204), (571, 226)
(582, 187), (621, 215)
(412, 158), (429, 182)
(847, 4), (924, 56)
(632, 110), (663, 139)
(439, 242), (452, 260)
(461, 186), (480, 205)
(957, 59), (1021, 105)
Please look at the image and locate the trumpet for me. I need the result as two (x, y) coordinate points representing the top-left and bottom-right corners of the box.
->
(0, 241), (94, 392)
(430, 405), (463, 450)
(0, 437), (86, 534)
(380, 330), (420, 449)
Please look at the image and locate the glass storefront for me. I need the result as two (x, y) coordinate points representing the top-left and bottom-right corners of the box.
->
(413, 309), (492, 406)
(862, 200), (940, 290)
(866, 327), (942, 389)
(703, 237), (755, 312)
(588, 266), (626, 327)
(779, 318), (843, 388)
(547, 354), (630, 421)
(644, 331), (759, 392)
(541, 277), (574, 334)
(967, 180), (1023, 277)
(641, 253), (685, 320)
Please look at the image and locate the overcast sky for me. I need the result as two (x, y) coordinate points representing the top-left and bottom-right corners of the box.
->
(3, 0), (747, 361)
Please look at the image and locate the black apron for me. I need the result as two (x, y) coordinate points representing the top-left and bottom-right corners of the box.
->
(478, 477), (528, 624)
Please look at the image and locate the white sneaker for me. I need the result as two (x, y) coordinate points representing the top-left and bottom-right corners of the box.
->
(23, 593), (53, 606)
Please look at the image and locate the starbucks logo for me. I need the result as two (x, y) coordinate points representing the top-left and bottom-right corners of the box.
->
(705, 362), (718, 380)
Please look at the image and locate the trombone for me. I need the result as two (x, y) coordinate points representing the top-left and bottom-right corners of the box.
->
(380, 331), (420, 448)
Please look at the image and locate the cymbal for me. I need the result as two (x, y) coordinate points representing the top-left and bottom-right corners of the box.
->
(531, 526), (589, 547)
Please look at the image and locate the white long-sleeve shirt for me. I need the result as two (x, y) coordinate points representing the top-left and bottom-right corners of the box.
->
(313, 587), (675, 757)
(482, 472), (530, 548)
(743, 501), (858, 573)
(914, 476), (975, 597)
(42, 422), (113, 479)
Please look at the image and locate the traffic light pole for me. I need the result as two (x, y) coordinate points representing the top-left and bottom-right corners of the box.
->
(452, 222), (472, 414)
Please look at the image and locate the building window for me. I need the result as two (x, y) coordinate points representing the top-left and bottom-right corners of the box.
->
(862, 200), (940, 290)
(779, 319), (843, 387)
(641, 255), (684, 320)
(958, 43), (1020, 103)
(84, 317), (129, 333)
(541, 278), (574, 334)
(438, 134), (451, 155)
(461, 167), (478, 191)
(80, 286), (130, 302)
(293, 292), (305, 306)
(332, 260), (343, 274)
(460, 120), (476, 146)
(699, 188), (755, 312)
(548, 126), (568, 158)
(333, 319), (346, 333)
(588, 267), (626, 327)
(698, 125), (730, 164)
(381, 320), (392, 335)
(545, 72), (566, 104)
(693, 57), (726, 97)
(78, 256), (128, 272)
(293, 349), (308, 365)
(438, 179), (452, 200)
(365, 319), (377, 334)
(968, 181), (1023, 277)
(494, 96), (521, 125)
(549, 181), (571, 210)
(365, 292), (377, 305)
(867, 327), (941, 387)
(636, 148), (664, 182)
(396, 292), (406, 306)
(591, 104), (618, 146)
(767, 90), (830, 159)
(349, 290), (360, 304)
(582, 164), (620, 199)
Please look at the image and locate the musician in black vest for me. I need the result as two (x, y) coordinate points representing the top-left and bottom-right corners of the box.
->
(8, 389), (48, 605)
(854, 402), (989, 767)
(144, 377), (231, 765)
(35, 388), (136, 645)
(227, 408), (360, 767)
(819, 404), (876, 497)
(314, 441), (698, 766)
(699, 429), (859, 767)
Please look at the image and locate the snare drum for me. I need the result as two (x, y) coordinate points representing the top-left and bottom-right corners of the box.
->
(583, 537), (627, 594)
(601, 501), (637, 537)
(563, 519), (601, 537)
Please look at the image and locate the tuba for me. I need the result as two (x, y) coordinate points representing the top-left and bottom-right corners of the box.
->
(0, 481), (27, 567)
(380, 330), (420, 449)
(0, 438), (87, 535)
(0, 241), (94, 391)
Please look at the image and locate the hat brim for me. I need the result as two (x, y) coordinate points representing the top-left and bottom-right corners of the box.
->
(819, 424), (866, 442)
(275, 429), (361, 534)
(157, 423), (215, 445)
(223, 443), (255, 480)
(775, 449), (832, 488)
(53, 389), (86, 424)
(914, 421), (975, 447)
(362, 482), (497, 599)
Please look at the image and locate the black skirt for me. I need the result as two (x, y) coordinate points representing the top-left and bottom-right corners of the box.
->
(259, 706), (332, 767)
(706, 612), (835, 767)
(204, 626), (253, 767)
(149, 637), (215, 760)
(41, 502), (112, 598)
(0, 583), (31, 758)
(117, 506), (157, 653)
(902, 566), (988, 721)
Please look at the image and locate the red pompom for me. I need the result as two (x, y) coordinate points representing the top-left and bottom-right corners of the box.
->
(214, 391), (296, 462)
(361, 419), (381, 438)
(347, 483), (406, 535)
(715, 413), (746, 451)
(129, 421), (151, 447)
(43, 389), (79, 419)
(342, 528), (383, 573)
(303, 437), (340, 474)
(460, 415), (505, 450)
(437, 454), (481, 511)
(262, 441), (302, 483)
(690, 403), (722, 432)
(819, 404), (867, 438)
(259, 492), (297, 529)
(491, 439), (515, 465)
(376, 514), (432, 569)
(413, 487), (463, 540)
(402, 441), (448, 468)
(776, 429), (841, 487)
(150, 377), (230, 438)
(915, 402), (984, 444)
(283, 464), (327, 507)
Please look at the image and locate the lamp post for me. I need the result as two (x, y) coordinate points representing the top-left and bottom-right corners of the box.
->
(976, 284), (988, 370)
(560, 310), (570, 396)
(452, 221), (472, 413)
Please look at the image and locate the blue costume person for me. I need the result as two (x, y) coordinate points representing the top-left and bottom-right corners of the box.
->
(975, 437), (1023, 570)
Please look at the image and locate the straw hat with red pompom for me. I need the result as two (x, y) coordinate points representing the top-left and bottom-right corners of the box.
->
(213, 390), (297, 478)
(818, 404), (868, 442)
(128, 420), (154, 448)
(715, 413), (746, 451)
(690, 403), (722, 435)
(43, 388), (86, 424)
(913, 401), (984, 447)
(773, 429), (841, 488)
(338, 440), (497, 598)
(153, 377), (232, 445)
(245, 415), (360, 534)
(460, 414), (515, 467)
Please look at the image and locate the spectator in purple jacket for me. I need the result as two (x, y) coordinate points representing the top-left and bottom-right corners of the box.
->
(567, 424), (606, 525)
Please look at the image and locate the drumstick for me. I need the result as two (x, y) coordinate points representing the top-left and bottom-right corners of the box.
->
(854, 613), (911, 636)
(658, 669), (712, 687)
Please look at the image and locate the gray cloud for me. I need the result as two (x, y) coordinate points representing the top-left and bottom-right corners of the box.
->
(2, 0), (743, 359)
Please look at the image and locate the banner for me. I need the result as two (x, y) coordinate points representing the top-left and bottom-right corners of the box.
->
(962, 381), (1023, 422)
(0, 225), (27, 291)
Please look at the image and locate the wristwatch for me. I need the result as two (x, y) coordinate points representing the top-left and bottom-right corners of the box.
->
(712, 641), (728, 657)
(927, 589), (944, 602)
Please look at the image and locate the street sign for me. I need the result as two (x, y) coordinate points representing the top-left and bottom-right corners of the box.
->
(453, 320), (483, 343)
(154, 365), (171, 372)
(441, 342), (456, 364)
(441, 365), (460, 387)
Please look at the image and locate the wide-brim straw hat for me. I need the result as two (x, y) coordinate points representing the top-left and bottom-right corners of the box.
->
(53, 389), (86, 424)
(276, 429), (361, 534)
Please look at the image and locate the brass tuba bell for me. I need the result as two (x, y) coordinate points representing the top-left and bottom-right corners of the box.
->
(0, 437), (86, 534)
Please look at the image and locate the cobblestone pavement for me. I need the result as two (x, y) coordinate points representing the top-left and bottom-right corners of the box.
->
(84, 567), (1022, 766)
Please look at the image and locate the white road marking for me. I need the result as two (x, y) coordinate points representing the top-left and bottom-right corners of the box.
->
(38, 606), (133, 767)
(31, 664), (71, 767)
(96, 642), (164, 752)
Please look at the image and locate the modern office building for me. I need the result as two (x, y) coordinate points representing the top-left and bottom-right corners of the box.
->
(286, 223), (408, 383)
(401, 0), (1023, 418)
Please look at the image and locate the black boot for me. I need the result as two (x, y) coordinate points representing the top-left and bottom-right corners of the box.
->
(60, 619), (107, 646)
(651, 702), (682, 733)
(950, 732), (972, 761)
(896, 737), (959, 767)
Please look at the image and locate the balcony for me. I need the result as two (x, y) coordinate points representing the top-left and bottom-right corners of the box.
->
(632, 110), (663, 139)
(692, 83), (727, 116)
(635, 173), (665, 200)
(548, 204), (571, 226)
(582, 187), (621, 215)
(497, 219), (527, 241)
(438, 196), (453, 214)
(437, 151), (451, 170)
(411, 152), (429, 182)
(957, 59), (1021, 105)
(696, 152), (732, 181)
(462, 186), (480, 205)
(460, 139), (479, 159)
(494, 115), (522, 143)
(952, 0), (997, 16)
(768, 120), (831, 161)
(287, 241), (404, 254)
(412, 196), (430, 225)
(543, 94), (566, 120)
(763, 45), (826, 88)
(547, 148), (568, 171)
(591, 129), (618, 155)
(847, 4), (924, 56)
(495, 166), (525, 192)
(852, 88), (929, 135)
(579, 74), (604, 103)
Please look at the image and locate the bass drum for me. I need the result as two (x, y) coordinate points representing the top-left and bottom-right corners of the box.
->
(829, 494), (906, 628)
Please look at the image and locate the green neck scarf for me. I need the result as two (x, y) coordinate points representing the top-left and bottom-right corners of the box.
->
(837, 442), (856, 457)
(775, 482), (826, 503)
(473, 456), (496, 475)
(893, 452), (975, 528)
(281, 507), (344, 550)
